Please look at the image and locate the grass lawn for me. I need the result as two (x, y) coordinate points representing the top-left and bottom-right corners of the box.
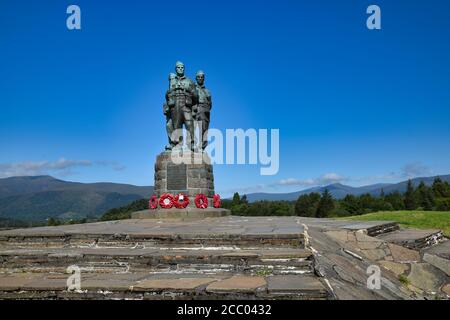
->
(338, 211), (450, 237)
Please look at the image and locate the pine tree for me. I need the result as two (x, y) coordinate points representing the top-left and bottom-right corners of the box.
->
(431, 177), (449, 197)
(404, 179), (417, 210)
(414, 181), (435, 210)
(295, 193), (320, 217)
(424, 188), (435, 210)
(316, 189), (335, 218)
(231, 192), (241, 206)
(432, 177), (442, 197)
(385, 192), (405, 210)
(340, 194), (362, 215)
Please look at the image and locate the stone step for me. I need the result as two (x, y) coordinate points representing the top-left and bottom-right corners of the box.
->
(340, 221), (400, 237)
(421, 240), (450, 277)
(0, 217), (306, 249)
(0, 218), (329, 300)
(0, 247), (313, 275)
(376, 228), (445, 250)
(0, 234), (305, 249)
(423, 238), (450, 260)
(0, 272), (330, 300)
(0, 232), (305, 249)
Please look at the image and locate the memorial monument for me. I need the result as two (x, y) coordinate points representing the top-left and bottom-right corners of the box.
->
(132, 62), (230, 219)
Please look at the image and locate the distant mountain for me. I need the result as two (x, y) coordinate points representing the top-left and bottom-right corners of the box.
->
(2, 174), (449, 221)
(0, 176), (153, 222)
(371, 175), (450, 196)
(244, 175), (450, 202)
(244, 183), (392, 202)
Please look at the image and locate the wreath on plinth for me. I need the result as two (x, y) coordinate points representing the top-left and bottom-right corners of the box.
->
(149, 195), (158, 209)
(213, 194), (221, 208)
(195, 194), (208, 209)
(174, 193), (190, 209)
(159, 193), (174, 209)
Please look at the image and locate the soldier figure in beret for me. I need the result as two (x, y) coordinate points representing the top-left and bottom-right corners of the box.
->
(193, 70), (212, 151)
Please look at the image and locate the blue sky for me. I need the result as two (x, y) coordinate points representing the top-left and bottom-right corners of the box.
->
(1, 0), (450, 196)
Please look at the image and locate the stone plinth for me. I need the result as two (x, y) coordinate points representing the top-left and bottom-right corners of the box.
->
(154, 150), (215, 206)
(149, 149), (231, 218)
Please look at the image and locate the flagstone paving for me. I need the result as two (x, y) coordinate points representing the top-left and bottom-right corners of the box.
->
(0, 216), (448, 300)
(135, 277), (219, 291)
(206, 276), (266, 293)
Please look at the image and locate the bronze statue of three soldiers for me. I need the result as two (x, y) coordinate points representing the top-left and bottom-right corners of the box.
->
(163, 61), (212, 151)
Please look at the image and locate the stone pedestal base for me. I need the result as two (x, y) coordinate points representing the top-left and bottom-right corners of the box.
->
(131, 207), (231, 220)
(154, 150), (215, 207)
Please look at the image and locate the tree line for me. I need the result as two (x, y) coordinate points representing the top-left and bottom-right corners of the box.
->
(222, 177), (450, 218)
(40, 177), (450, 224)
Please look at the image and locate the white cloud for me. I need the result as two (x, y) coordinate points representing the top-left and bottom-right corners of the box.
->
(221, 184), (267, 195)
(51, 158), (92, 169)
(95, 161), (126, 172)
(220, 173), (346, 196)
(220, 162), (438, 196)
(277, 178), (304, 186)
(353, 162), (433, 185)
(0, 158), (126, 178)
(276, 173), (346, 187)
(400, 162), (431, 178)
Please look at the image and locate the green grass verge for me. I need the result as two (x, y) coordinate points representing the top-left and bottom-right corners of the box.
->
(337, 211), (450, 237)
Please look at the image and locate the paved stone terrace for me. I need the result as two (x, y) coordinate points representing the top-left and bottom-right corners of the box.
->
(0, 216), (448, 300)
(0, 216), (310, 248)
(0, 216), (307, 237)
(0, 272), (329, 300)
(0, 216), (398, 239)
